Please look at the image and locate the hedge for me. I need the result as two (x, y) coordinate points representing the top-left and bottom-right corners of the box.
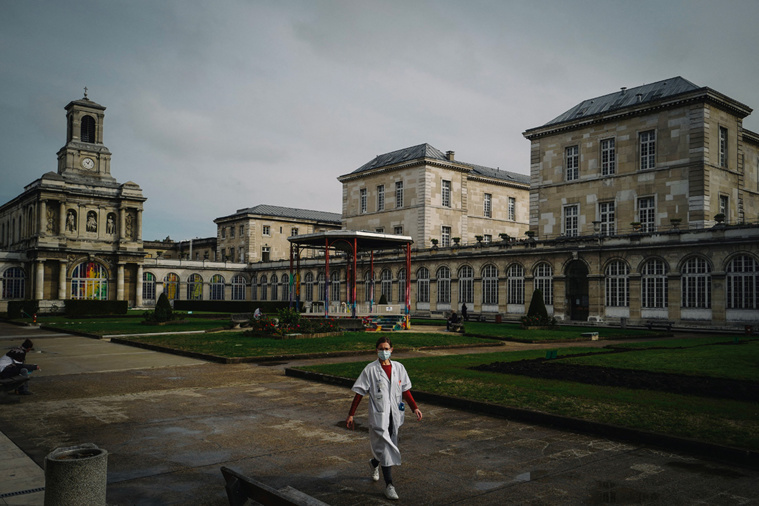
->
(7, 300), (39, 319)
(172, 300), (292, 313)
(65, 300), (129, 317)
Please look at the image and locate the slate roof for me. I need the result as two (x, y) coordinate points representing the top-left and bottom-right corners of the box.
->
(540, 77), (701, 128)
(348, 143), (529, 185)
(231, 204), (341, 223)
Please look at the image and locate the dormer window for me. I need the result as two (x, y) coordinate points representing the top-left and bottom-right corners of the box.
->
(81, 115), (96, 143)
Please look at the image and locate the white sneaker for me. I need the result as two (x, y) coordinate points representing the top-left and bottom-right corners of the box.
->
(370, 460), (380, 482)
(384, 484), (399, 500)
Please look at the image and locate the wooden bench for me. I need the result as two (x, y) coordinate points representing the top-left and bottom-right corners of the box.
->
(0, 374), (29, 394)
(230, 313), (252, 329)
(448, 322), (464, 333)
(220, 466), (329, 506)
(646, 320), (674, 331)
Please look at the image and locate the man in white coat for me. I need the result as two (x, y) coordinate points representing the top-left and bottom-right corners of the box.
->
(346, 336), (422, 500)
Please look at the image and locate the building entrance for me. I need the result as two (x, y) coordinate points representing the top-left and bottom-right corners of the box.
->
(566, 260), (589, 321)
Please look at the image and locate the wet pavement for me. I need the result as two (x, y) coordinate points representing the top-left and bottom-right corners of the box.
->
(1, 322), (758, 505)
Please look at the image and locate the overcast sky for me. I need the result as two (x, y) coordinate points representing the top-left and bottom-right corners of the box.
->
(2, 0), (758, 241)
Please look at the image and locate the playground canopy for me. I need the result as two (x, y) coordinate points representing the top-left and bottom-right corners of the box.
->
(287, 230), (414, 318)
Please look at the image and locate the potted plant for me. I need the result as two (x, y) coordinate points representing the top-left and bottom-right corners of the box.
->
(475, 235), (483, 244)
(452, 237), (460, 246)
(525, 230), (536, 239)
(499, 233), (510, 242)
(669, 218), (682, 230)
(714, 213), (726, 224)
(630, 222), (642, 232)
(430, 238), (439, 248)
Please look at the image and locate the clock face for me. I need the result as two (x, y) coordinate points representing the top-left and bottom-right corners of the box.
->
(81, 157), (95, 170)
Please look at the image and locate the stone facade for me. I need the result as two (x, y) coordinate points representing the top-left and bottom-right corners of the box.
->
(338, 144), (530, 247)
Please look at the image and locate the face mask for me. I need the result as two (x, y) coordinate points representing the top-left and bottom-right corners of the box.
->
(377, 350), (392, 361)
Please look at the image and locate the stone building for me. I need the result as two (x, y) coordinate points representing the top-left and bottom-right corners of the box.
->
(213, 204), (341, 263)
(337, 143), (530, 247)
(523, 77), (759, 237)
(0, 93), (146, 310)
(1, 79), (757, 329)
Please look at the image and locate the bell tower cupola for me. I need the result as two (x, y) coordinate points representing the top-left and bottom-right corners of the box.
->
(56, 88), (114, 180)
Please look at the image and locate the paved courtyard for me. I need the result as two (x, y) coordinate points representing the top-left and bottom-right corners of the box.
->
(1, 322), (758, 505)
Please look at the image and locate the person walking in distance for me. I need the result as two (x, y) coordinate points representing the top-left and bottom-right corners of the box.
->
(346, 336), (422, 500)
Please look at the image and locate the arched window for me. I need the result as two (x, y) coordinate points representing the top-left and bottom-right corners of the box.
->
(210, 274), (225, 300)
(605, 260), (629, 307)
(164, 273), (179, 300)
(281, 274), (290, 301)
(2, 267), (26, 299)
(416, 267), (430, 303)
(304, 272), (314, 301)
(81, 115), (96, 143)
(507, 264), (524, 304)
(260, 275), (268, 301)
(271, 274), (279, 301)
(187, 274), (203, 300)
(681, 257), (711, 308)
(143, 272), (156, 302)
(380, 269), (393, 303)
(458, 266), (474, 304)
(437, 266), (450, 304)
(250, 275), (257, 300)
(482, 265), (498, 305)
(641, 259), (668, 308)
(533, 263), (553, 305)
(330, 271), (341, 302)
(231, 275), (246, 301)
(364, 271), (373, 302)
(71, 262), (108, 300)
(397, 268), (406, 303)
(317, 272), (326, 301)
(726, 255), (758, 309)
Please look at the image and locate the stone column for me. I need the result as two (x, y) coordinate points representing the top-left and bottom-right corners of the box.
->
(119, 208), (126, 240)
(35, 260), (45, 300)
(59, 202), (66, 235)
(135, 264), (143, 307)
(39, 200), (47, 236)
(117, 263), (125, 301)
(58, 260), (68, 299)
(587, 274), (604, 320)
(78, 205), (85, 235)
(136, 209), (143, 241)
(710, 272), (726, 324)
(628, 274), (642, 320)
(668, 273), (681, 323)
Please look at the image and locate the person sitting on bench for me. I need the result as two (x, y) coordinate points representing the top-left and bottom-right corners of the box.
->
(447, 311), (460, 331)
(0, 339), (40, 395)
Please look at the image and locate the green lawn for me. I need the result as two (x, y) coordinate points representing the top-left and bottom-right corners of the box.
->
(459, 321), (667, 341)
(38, 316), (227, 335)
(119, 332), (501, 358)
(298, 337), (759, 451)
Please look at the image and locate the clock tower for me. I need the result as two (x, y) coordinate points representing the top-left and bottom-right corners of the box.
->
(56, 88), (114, 180)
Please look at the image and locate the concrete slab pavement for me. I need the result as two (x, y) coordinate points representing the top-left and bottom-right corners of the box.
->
(1, 322), (758, 505)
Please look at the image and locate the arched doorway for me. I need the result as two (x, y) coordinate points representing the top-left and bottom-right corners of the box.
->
(566, 260), (589, 321)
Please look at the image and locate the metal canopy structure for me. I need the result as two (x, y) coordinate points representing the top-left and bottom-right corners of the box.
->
(288, 230), (414, 319)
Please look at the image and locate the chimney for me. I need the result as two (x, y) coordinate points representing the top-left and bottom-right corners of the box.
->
(636, 93), (643, 102)
(446, 150), (455, 161)
(620, 87), (627, 94)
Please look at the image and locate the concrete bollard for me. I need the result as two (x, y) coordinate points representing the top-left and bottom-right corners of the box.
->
(44, 443), (108, 506)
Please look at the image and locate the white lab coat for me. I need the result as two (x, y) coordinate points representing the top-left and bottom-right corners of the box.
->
(352, 359), (411, 467)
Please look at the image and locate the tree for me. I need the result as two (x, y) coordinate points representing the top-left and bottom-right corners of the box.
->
(522, 288), (553, 326)
(378, 294), (388, 305)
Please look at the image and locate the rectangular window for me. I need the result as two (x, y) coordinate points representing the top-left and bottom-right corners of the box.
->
(375, 228), (384, 233)
(599, 201), (615, 235)
(262, 225), (270, 236)
(508, 197), (516, 221)
(483, 234), (492, 244)
(238, 247), (244, 262)
(719, 194), (728, 217)
(360, 188), (367, 213)
(638, 197), (655, 232)
(719, 127), (728, 168)
(239, 225), (244, 236)
(221, 227), (226, 239)
(640, 130), (656, 170)
(377, 185), (385, 211)
(566, 145), (579, 181)
(484, 193), (492, 218)
(395, 181), (404, 208)
(393, 226), (403, 235)
(442, 180), (451, 207)
(601, 138), (616, 175)
(291, 227), (298, 236)
(564, 204), (579, 237)
(261, 246), (270, 262)
(230, 226), (235, 238)
(441, 226), (451, 247)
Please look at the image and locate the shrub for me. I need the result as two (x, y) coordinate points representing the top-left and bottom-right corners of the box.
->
(152, 293), (174, 322)
(522, 289), (555, 326)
